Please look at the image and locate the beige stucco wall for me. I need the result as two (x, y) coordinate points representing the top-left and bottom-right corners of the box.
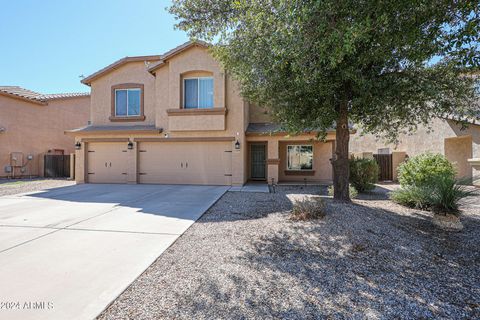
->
(153, 46), (247, 185)
(392, 151), (407, 181)
(155, 47), (229, 132)
(350, 118), (480, 180)
(89, 61), (156, 126)
(0, 95), (90, 177)
(445, 135), (473, 179)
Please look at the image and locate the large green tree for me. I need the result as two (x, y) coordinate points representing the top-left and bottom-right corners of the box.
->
(169, 0), (479, 200)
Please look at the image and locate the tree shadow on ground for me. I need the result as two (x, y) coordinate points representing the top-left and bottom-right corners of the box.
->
(186, 190), (480, 319)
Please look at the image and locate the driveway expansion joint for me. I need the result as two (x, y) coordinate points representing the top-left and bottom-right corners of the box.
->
(0, 224), (181, 236)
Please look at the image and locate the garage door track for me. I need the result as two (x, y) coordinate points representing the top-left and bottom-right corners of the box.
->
(0, 184), (228, 320)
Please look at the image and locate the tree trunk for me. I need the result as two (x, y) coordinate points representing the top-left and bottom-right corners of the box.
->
(332, 98), (350, 201)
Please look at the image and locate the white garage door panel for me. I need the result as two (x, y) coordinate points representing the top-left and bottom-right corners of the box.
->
(138, 142), (232, 185)
(87, 143), (128, 184)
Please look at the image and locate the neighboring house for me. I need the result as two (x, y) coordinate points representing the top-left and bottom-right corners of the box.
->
(0, 86), (90, 177)
(68, 41), (336, 186)
(349, 117), (480, 185)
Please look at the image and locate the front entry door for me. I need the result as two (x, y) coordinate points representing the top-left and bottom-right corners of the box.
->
(250, 144), (266, 180)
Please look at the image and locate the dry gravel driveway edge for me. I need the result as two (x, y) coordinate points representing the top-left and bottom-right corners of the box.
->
(0, 179), (75, 197)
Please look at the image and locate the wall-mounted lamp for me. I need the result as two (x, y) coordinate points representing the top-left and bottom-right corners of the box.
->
(235, 140), (241, 150)
(164, 133), (169, 138)
(75, 141), (82, 150)
(127, 141), (134, 150)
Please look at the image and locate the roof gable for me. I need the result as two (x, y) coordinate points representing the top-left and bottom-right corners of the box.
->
(80, 55), (161, 86)
(80, 41), (211, 85)
(148, 40), (210, 73)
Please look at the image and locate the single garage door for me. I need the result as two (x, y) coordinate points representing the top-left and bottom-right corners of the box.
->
(138, 141), (232, 185)
(87, 142), (128, 183)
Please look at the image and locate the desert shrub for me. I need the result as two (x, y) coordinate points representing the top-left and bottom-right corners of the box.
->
(397, 153), (456, 187)
(290, 197), (326, 220)
(391, 176), (476, 214)
(390, 185), (432, 210)
(428, 176), (476, 214)
(349, 157), (379, 192)
(327, 184), (358, 199)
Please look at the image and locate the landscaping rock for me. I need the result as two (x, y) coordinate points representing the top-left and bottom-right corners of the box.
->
(0, 178), (74, 196)
(99, 185), (480, 320)
(432, 213), (464, 231)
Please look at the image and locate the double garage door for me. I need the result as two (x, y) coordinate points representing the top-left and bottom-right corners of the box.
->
(87, 141), (232, 185)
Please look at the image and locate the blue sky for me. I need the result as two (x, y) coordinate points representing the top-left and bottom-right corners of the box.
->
(0, 0), (188, 93)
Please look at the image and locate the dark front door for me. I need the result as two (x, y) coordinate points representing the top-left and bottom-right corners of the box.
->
(250, 144), (266, 180)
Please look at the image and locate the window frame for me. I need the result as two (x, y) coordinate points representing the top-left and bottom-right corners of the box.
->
(286, 145), (314, 171)
(115, 88), (141, 116)
(182, 76), (214, 109)
(110, 83), (145, 122)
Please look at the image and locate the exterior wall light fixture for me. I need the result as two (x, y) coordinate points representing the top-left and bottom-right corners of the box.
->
(127, 141), (134, 150)
(75, 141), (82, 150)
(235, 140), (241, 150)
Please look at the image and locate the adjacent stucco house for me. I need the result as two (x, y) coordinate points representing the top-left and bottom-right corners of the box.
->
(68, 41), (336, 186)
(350, 117), (480, 185)
(0, 86), (90, 177)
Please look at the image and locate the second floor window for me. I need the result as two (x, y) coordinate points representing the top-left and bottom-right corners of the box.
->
(115, 88), (141, 116)
(184, 77), (214, 109)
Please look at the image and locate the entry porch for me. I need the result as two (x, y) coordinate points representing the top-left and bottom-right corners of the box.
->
(246, 133), (335, 185)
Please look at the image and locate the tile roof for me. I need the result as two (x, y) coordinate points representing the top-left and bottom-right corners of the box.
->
(42, 92), (90, 100)
(0, 86), (89, 105)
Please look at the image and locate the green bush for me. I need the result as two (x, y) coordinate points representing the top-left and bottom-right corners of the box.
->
(397, 153), (456, 187)
(390, 185), (433, 210)
(391, 175), (476, 215)
(349, 157), (379, 192)
(328, 184), (358, 199)
(428, 176), (476, 214)
(290, 197), (326, 220)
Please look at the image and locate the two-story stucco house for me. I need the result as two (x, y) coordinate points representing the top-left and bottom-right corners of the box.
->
(68, 41), (336, 186)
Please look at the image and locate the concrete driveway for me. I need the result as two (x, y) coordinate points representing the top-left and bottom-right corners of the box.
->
(0, 184), (228, 320)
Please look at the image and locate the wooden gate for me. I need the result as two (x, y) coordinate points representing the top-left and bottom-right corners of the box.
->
(44, 155), (70, 178)
(373, 154), (393, 181)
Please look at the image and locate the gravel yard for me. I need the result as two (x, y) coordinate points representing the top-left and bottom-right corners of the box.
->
(99, 185), (480, 320)
(0, 178), (75, 196)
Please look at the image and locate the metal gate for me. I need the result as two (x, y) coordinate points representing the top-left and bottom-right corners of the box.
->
(373, 154), (393, 181)
(250, 144), (266, 180)
(44, 155), (70, 178)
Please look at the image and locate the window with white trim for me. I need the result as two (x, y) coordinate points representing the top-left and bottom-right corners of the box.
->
(183, 77), (214, 109)
(287, 145), (313, 170)
(115, 88), (141, 116)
